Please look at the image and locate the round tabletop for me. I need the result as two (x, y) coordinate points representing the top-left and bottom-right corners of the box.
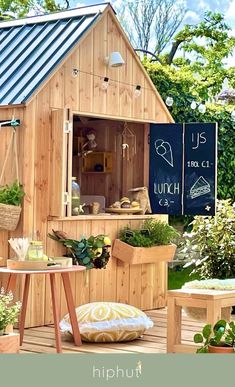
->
(0, 265), (86, 275)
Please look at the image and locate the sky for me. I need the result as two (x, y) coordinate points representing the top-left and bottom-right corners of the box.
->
(67, 0), (235, 30)
(61, 0), (235, 66)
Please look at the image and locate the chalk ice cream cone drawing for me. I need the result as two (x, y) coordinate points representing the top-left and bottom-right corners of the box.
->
(190, 176), (211, 199)
(155, 139), (174, 167)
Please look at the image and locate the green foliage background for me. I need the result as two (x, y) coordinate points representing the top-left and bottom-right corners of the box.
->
(145, 61), (235, 201)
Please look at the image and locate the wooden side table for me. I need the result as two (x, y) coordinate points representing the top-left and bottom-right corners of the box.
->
(0, 265), (86, 353)
(167, 288), (235, 353)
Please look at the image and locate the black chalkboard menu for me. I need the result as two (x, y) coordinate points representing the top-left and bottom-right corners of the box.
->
(184, 123), (217, 216)
(149, 123), (183, 215)
(149, 123), (217, 215)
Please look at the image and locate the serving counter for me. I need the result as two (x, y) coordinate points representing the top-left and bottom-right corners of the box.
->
(43, 213), (168, 326)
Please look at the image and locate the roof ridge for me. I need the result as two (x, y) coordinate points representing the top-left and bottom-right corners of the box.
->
(0, 3), (112, 29)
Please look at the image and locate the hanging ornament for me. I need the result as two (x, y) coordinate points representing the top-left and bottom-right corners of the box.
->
(231, 110), (235, 120)
(190, 101), (197, 110)
(165, 96), (173, 107)
(118, 122), (137, 161)
(198, 104), (206, 114)
(222, 77), (229, 91)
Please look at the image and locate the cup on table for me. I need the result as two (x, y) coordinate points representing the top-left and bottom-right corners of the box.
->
(89, 202), (100, 214)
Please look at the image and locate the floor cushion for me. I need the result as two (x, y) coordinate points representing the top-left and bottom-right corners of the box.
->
(60, 302), (154, 342)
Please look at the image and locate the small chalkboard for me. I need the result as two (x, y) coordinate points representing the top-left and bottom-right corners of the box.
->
(183, 123), (217, 215)
(149, 123), (183, 215)
(149, 123), (217, 216)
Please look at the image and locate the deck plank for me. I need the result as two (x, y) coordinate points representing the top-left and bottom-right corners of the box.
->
(18, 308), (220, 354)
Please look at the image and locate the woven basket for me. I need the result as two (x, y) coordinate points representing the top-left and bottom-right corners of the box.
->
(0, 203), (21, 231)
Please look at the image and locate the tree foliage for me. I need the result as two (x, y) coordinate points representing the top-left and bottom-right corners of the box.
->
(0, 0), (65, 19)
(116, 0), (186, 55)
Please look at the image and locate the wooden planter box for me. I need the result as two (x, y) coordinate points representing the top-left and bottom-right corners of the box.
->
(0, 333), (20, 353)
(112, 239), (177, 265)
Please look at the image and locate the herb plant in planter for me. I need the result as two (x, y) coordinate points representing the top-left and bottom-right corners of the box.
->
(0, 288), (21, 353)
(112, 219), (179, 265)
(0, 181), (25, 231)
(194, 319), (235, 353)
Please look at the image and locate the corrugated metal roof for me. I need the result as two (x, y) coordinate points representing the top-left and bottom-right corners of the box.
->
(0, 4), (109, 106)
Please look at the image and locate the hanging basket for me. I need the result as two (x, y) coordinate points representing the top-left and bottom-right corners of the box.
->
(0, 203), (21, 231)
(0, 123), (22, 232)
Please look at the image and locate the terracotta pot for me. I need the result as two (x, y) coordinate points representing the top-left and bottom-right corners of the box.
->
(208, 345), (234, 354)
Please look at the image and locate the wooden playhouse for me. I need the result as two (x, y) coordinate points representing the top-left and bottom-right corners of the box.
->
(0, 3), (173, 327)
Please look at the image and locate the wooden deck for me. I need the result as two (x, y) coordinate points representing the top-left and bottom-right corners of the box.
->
(18, 308), (206, 354)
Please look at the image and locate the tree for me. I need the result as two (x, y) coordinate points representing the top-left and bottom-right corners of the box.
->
(0, 0), (68, 19)
(160, 12), (235, 101)
(116, 0), (186, 55)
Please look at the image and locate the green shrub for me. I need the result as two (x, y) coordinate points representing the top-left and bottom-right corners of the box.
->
(183, 200), (235, 279)
(119, 219), (179, 247)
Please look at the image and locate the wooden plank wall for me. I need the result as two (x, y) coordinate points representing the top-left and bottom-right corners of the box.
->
(46, 10), (171, 123)
(44, 216), (168, 325)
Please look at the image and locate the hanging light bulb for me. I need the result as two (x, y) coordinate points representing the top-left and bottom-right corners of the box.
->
(222, 77), (229, 90)
(190, 101), (197, 110)
(102, 77), (109, 90)
(198, 103), (206, 114)
(134, 85), (141, 98)
(72, 68), (79, 78)
(166, 96), (173, 107)
(231, 110), (235, 120)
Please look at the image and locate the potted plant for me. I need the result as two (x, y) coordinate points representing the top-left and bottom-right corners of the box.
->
(112, 219), (179, 264)
(0, 288), (21, 353)
(48, 230), (111, 269)
(194, 319), (235, 353)
(0, 181), (25, 231)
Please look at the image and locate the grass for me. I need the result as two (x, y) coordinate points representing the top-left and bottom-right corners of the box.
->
(168, 266), (199, 290)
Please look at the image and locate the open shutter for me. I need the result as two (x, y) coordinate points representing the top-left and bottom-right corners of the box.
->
(149, 123), (184, 215)
(49, 109), (71, 217)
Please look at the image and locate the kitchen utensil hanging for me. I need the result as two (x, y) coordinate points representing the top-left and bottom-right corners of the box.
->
(115, 122), (136, 160)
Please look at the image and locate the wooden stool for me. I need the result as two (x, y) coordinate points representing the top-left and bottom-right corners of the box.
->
(167, 288), (235, 353)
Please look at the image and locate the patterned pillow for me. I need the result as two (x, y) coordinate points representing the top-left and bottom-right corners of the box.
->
(60, 302), (154, 342)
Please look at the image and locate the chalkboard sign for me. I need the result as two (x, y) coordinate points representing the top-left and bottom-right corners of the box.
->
(149, 123), (217, 215)
(149, 123), (183, 215)
(183, 123), (217, 216)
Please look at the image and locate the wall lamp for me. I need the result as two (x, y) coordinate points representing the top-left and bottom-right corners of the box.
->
(105, 52), (125, 67)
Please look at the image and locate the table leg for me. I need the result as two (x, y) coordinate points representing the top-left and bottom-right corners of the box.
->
(61, 272), (82, 346)
(206, 300), (222, 326)
(167, 296), (182, 353)
(19, 274), (30, 346)
(6, 274), (17, 295)
(50, 273), (62, 353)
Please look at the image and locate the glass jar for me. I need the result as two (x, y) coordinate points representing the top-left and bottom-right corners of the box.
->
(72, 177), (80, 216)
(27, 241), (44, 261)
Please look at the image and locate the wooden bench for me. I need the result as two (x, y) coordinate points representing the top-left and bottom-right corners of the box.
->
(167, 288), (235, 353)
